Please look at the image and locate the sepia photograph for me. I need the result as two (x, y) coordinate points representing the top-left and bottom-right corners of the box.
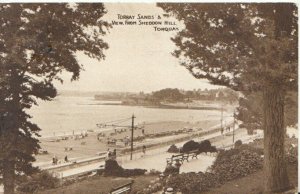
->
(0, 2), (298, 194)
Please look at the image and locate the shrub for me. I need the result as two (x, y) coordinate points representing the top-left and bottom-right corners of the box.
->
(148, 169), (161, 175)
(17, 171), (60, 193)
(238, 144), (264, 156)
(104, 159), (146, 177)
(165, 145), (264, 194)
(104, 159), (123, 176)
(210, 149), (263, 183)
(207, 145), (217, 153)
(164, 165), (178, 176)
(166, 172), (220, 194)
(181, 140), (199, 153)
(234, 140), (243, 148)
(181, 140), (216, 153)
(167, 144), (180, 153)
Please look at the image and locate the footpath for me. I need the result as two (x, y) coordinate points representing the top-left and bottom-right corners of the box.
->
(0, 127), (262, 194)
(54, 125), (263, 179)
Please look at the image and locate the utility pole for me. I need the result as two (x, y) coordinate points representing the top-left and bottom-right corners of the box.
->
(233, 109), (235, 144)
(221, 104), (223, 134)
(130, 114), (135, 160)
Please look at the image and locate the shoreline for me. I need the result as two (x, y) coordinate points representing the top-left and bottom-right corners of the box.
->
(83, 102), (223, 111)
(37, 117), (235, 176)
(35, 119), (230, 164)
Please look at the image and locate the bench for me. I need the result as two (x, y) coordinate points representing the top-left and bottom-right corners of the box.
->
(188, 150), (199, 159)
(166, 150), (200, 164)
(110, 180), (134, 194)
(166, 153), (189, 164)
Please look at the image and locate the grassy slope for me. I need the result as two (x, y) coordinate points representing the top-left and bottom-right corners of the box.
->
(36, 138), (298, 194)
(202, 163), (297, 194)
(203, 137), (298, 194)
(37, 175), (157, 194)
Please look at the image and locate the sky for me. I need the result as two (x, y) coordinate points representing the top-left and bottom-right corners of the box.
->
(55, 3), (221, 93)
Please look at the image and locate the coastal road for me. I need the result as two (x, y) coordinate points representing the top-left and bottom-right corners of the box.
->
(56, 125), (263, 179)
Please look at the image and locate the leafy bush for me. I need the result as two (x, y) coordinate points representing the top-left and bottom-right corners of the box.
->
(234, 140), (243, 148)
(181, 140), (217, 153)
(17, 171), (60, 193)
(238, 144), (264, 156)
(147, 169), (161, 175)
(181, 140), (199, 153)
(122, 169), (147, 177)
(167, 144), (180, 153)
(137, 179), (163, 194)
(206, 145), (217, 153)
(166, 172), (220, 194)
(164, 165), (178, 176)
(104, 159), (123, 176)
(210, 149), (263, 183)
(104, 159), (146, 177)
(165, 146), (263, 194)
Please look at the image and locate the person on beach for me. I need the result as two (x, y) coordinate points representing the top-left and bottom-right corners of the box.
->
(124, 136), (129, 146)
(221, 127), (224, 135)
(124, 137), (128, 146)
(142, 145), (146, 155)
(52, 156), (56, 165)
(53, 155), (58, 165)
(64, 155), (69, 163)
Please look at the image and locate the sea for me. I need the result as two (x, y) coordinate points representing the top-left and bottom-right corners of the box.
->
(27, 96), (228, 138)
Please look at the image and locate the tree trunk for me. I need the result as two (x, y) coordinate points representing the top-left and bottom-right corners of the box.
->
(263, 86), (289, 193)
(3, 159), (15, 194)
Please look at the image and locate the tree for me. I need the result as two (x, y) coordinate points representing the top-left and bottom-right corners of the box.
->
(152, 88), (184, 102)
(237, 91), (298, 133)
(157, 3), (297, 193)
(0, 4), (109, 194)
(236, 92), (263, 134)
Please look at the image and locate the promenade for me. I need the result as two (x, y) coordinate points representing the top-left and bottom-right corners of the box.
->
(53, 125), (263, 179)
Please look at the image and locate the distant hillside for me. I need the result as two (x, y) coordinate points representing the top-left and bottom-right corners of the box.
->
(58, 90), (136, 98)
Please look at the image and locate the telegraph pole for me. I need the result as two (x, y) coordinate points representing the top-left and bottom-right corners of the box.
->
(130, 114), (135, 160)
(233, 109), (235, 144)
(221, 104), (223, 134)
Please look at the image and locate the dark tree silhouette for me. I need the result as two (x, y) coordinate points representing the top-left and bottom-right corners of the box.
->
(152, 88), (184, 102)
(0, 4), (109, 194)
(237, 91), (297, 134)
(158, 3), (297, 193)
(236, 92), (263, 134)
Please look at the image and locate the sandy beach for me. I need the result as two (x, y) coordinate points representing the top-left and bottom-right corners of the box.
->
(35, 119), (221, 165)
